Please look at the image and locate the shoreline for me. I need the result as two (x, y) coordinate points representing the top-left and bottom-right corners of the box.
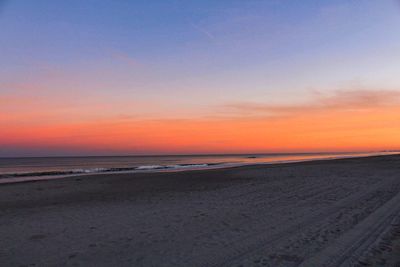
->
(0, 152), (398, 185)
(1, 154), (400, 266)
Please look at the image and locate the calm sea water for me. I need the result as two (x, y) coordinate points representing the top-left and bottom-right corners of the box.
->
(0, 152), (394, 183)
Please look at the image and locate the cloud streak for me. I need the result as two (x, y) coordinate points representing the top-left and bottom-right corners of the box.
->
(111, 51), (139, 67)
(190, 22), (216, 41)
(225, 89), (400, 116)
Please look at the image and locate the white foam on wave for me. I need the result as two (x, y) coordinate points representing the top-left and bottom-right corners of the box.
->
(135, 163), (212, 171)
(167, 164), (209, 169)
(71, 168), (109, 174)
(136, 165), (165, 170)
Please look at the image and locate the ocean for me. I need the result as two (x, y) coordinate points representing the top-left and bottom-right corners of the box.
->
(0, 152), (394, 184)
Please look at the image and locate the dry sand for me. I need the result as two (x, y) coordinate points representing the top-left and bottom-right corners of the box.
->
(1, 155), (400, 266)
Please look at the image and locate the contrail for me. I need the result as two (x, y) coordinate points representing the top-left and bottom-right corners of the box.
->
(190, 22), (216, 41)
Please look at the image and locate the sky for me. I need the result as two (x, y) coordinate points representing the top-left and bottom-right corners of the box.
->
(1, 0), (400, 157)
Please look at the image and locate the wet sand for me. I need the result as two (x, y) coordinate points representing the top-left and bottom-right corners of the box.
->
(1, 155), (400, 266)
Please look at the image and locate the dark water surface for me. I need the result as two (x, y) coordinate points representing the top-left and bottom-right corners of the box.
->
(0, 152), (396, 183)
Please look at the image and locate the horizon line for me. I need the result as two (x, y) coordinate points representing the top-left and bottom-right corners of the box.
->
(1, 150), (399, 159)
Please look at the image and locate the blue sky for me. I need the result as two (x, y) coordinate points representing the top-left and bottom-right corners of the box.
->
(1, 0), (400, 156)
(2, 1), (399, 100)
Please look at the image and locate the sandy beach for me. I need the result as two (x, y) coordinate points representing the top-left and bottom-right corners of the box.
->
(1, 154), (400, 266)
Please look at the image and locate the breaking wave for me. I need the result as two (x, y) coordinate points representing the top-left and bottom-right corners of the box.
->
(0, 163), (222, 179)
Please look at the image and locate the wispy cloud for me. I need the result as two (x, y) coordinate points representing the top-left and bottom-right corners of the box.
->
(190, 22), (216, 41)
(225, 89), (400, 116)
(111, 51), (139, 67)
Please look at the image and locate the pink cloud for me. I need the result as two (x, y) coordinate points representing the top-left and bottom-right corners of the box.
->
(225, 89), (400, 116)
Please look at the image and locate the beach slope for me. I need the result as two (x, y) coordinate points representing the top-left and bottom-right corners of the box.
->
(1, 155), (400, 266)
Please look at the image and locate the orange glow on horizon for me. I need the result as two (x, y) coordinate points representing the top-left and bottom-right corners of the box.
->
(2, 105), (400, 155)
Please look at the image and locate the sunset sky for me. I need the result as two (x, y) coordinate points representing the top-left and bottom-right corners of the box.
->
(1, 0), (400, 157)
